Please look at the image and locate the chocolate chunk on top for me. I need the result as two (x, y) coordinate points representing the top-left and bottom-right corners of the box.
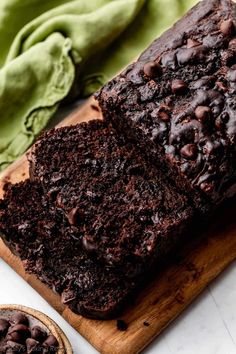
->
(220, 19), (235, 35)
(143, 61), (162, 78)
(180, 144), (198, 160)
(195, 106), (212, 123)
(171, 79), (188, 94)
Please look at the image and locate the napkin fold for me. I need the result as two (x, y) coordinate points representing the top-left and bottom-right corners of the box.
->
(0, 0), (197, 170)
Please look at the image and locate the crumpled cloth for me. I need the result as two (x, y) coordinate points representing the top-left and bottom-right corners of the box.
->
(0, 0), (197, 170)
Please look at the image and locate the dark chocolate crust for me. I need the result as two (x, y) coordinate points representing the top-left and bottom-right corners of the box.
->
(96, 0), (236, 211)
(0, 181), (138, 320)
(28, 120), (194, 274)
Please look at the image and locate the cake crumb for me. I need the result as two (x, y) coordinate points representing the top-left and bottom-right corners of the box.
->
(91, 104), (99, 112)
(117, 319), (128, 331)
(143, 321), (150, 327)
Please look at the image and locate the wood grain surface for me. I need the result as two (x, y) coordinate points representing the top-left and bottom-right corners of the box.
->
(1, 98), (236, 354)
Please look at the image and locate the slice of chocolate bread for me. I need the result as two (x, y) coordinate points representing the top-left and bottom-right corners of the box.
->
(96, 0), (236, 212)
(0, 180), (138, 319)
(28, 120), (194, 274)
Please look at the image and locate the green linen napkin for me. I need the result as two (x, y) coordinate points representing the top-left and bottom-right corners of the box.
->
(0, 0), (198, 171)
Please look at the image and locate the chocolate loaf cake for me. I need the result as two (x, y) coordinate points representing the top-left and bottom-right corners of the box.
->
(0, 180), (139, 319)
(28, 120), (194, 274)
(2, 0), (234, 322)
(96, 0), (236, 212)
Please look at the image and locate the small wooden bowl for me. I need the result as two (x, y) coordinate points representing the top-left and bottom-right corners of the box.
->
(0, 304), (73, 353)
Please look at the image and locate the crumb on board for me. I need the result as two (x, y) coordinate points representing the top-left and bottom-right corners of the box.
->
(116, 319), (128, 331)
(91, 104), (100, 112)
(143, 321), (150, 327)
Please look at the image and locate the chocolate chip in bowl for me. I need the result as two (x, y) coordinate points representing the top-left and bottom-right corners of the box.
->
(0, 305), (72, 354)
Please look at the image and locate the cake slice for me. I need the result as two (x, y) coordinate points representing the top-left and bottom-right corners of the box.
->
(0, 180), (139, 319)
(96, 0), (236, 212)
(28, 120), (194, 274)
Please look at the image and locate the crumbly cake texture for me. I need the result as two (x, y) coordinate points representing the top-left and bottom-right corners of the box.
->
(96, 0), (236, 211)
(28, 120), (194, 273)
(0, 180), (138, 320)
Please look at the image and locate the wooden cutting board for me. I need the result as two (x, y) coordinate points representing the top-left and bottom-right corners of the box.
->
(1, 97), (236, 354)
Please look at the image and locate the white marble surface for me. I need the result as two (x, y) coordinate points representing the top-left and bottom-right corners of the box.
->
(1, 257), (236, 354)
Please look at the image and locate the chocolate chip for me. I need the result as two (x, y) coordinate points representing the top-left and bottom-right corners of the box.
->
(116, 319), (128, 331)
(56, 194), (64, 209)
(43, 335), (59, 348)
(220, 19), (235, 36)
(26, 338), (42, 354)
(143, 61), (162, 78)
(7, 324), (31, 344)
(47, 188), (59, 202)
(221, 111), (229, 123)
(191, 76), (215, 90)
(177, 45), (206, 65)
(186, 38), (201, 48)
(227, 67), (236, 82)
(215, 117), (224, 130)
(0, 319), (10, 337)
(6, 331), (22, 344)
(61, 290), (76, 305)
(229, 38), (236, 48)
(200, 182), (214, 193)
(66, 207), (80, 226)
(195, 106), (212, 123)
(161, 51), (177, 69)
(151, 212), (159, 224)
(180, 144), (198, 160)
(165, 97), (173, 106)
(0, 313), (59, 354)
(216, 81), (228, 92)
(176, 48), (194, 65)
(31, 326), (47, 343)
(82, 236), (97, 253)
(203, 33), (225, 48)
(208, 165), (216, 173)
(158, 111), (170, 122)
(10, 313), (29, 326)
(171, 79), (188, 94)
